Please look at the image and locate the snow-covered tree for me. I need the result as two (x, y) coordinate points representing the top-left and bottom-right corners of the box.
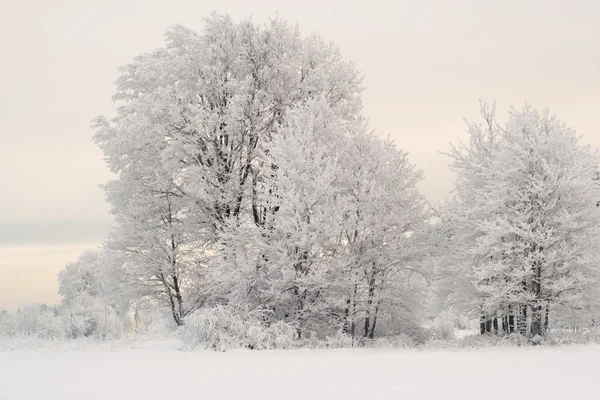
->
(92, 13), (430, 344)
(434, 101), (503, 333)
(93, 14), (363, 325)
(58, 250), (129, 337)
(100, 167), (207, 326)
(197, 98), (350, 337)
(210, 98), (349, 337)
(261, 98), (348, 336)
(201, 98), (428, 340)
(440, 102), (600, 337)
(95, 14), (361, 231)
(335, 126), (429, 340)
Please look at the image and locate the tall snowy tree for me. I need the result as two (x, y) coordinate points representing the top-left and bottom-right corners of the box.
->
(220, 97), (349, 337)
(94, 111), (208, 326)
(440, 102), (600, 337)
(202, 98), (428, 340)
(262, 98), (349, 336)
(336, 126), (429, 340)
(92, 13), (430, 342)
(93, 14), (363, 324)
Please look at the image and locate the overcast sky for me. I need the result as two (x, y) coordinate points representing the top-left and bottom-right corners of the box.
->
(1, 0), (599, 310)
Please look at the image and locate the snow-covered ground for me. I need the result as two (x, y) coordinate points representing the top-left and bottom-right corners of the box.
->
(1, 342), (596, 399)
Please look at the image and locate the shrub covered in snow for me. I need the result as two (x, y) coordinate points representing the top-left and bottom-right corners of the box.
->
(362, 334), (418, 349)
(65, 304), (126, 339)
(541, 329), (600, 346)
(180, 305), (298, 351)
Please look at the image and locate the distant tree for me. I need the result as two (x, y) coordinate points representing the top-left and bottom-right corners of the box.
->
(59, 251), (103, 303)
(58, 250), (129, 336)
(0, 304), (64, 339)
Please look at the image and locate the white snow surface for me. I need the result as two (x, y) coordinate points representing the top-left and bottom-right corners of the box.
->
(1, 341), (597, 399)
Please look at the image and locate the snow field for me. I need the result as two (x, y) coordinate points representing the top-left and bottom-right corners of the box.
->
(1, 344), (597, 399)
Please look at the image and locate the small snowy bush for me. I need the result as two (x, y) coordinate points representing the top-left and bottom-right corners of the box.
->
(542, 329), (600, 346)
(429, 313), (457, 341)
(313, 331), (354, 349)
(364, 334), (417, 349)
(181, 305), (297, 351)
(65, 304), (127, 339)
(425, 332), (531, 349)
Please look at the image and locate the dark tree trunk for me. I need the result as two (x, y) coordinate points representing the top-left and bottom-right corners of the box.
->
(350, 284), (358, 341)
(368, 302), (380, 339)
(530, 256), (543, 337)
(343, 299), (351, 334)
(531, 305), (543, 337)
(517, 306), (528, 335)
(508, 312), (515, 334)
(480, 314), (492, 334)
(158, 272), (184, 327)
(172, 274), (184, 324)
(251, 172), (263, 226)
(166, 291), (183, 326)
(363, 271), (377, 338)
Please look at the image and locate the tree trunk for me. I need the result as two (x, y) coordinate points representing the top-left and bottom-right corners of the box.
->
(530, 257), (543, 337)
(508, 311), (515, 334)
(517, 305), (528, 335)
(172, 274), (184, 325)
(159, 273), (183, 327)
(368, 302), (380, 339)
(480, 313), (492, 334)
(167, 292), (183, 326)
(530, 304), (542, 337)
(343, 284), (358, 338)
(350, 284), (358, 342)
(363, 271), (377, 338)
(343, 299), (351, 334)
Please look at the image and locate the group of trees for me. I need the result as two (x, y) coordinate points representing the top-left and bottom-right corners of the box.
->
(54, 14), (600, 343)
(433, 102), (600, 338)
(80, 14), (428, 342)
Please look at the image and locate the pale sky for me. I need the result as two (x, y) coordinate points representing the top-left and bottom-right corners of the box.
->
(1, 0), (599, 310)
